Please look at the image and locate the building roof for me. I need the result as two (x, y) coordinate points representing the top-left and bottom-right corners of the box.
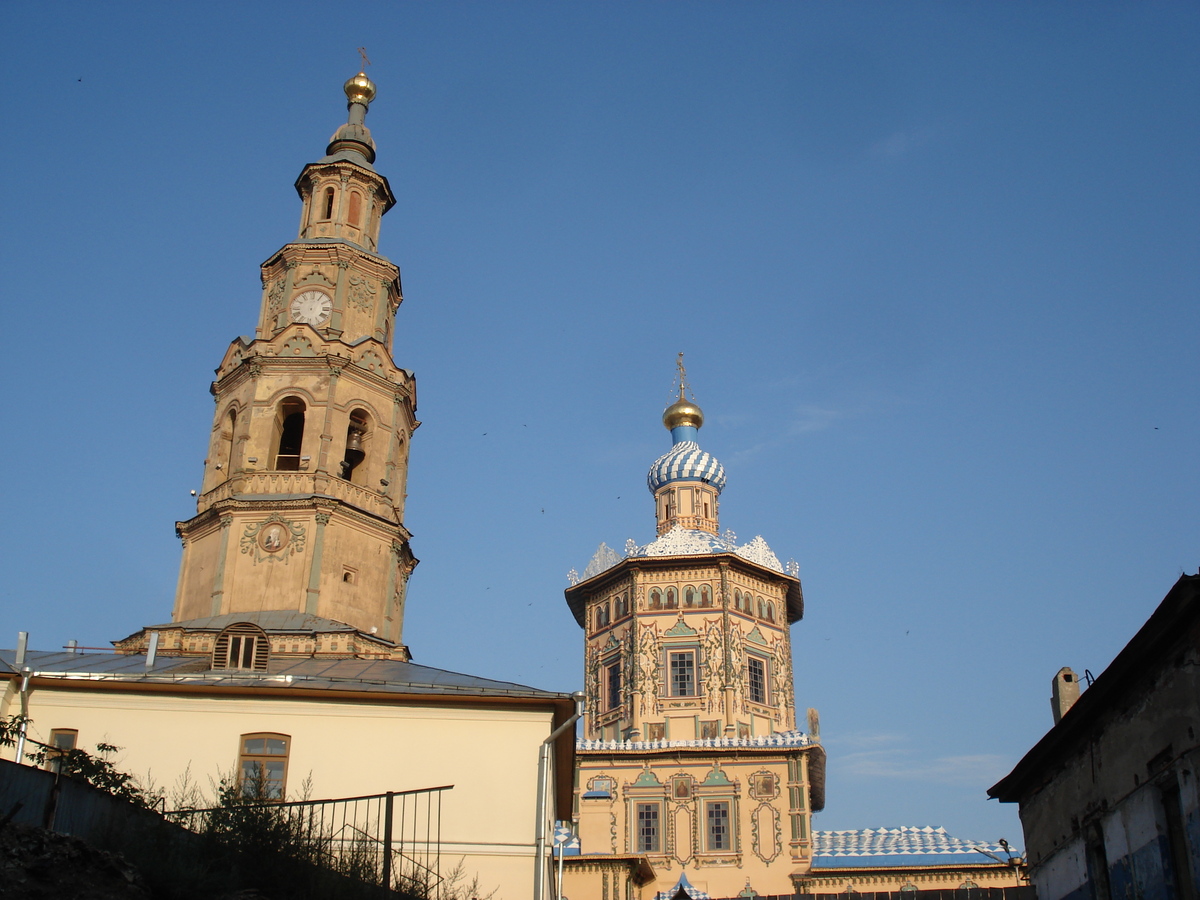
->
(988, 573), (1200, 803)
(577, 730), (816, 753)
(647, 440), (726, 494)
(0, 648), (570, 701)
(130, 611), (369, 638)
(811, 826), (1016, 869)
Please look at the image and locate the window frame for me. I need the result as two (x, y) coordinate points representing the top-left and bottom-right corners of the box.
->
(705, 800), (733, 851)
(747, 655), (769, 705)
(238, 732), (291, 801)
(635, 801), (662, 853)
(667, 649), (697, 697)
(606, 659), (622, 711)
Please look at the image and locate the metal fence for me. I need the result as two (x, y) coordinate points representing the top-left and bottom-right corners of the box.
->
(168, 785), (453, 897)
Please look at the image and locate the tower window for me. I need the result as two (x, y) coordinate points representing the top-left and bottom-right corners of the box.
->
(668, 650), (696, 697)
(322, 187), (335, 220)
(748, 656), (768, 705)
(238, 733), (290, 800)
(706, 801), (731, 851)
(636, 802), (661, 853)
(348, 191), (362, 226)
(274, 398), (306, 471)
(606, 660), (622, 710)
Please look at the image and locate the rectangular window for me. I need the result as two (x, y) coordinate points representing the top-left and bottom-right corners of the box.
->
(748, 657), (768, 705)
(669, 651), (696, 697)
(45, 729), (78, 773)
(707, 801), (731, 851)
(607, 661), (622, 711)
(239, 733), (290, 800)
(636, 803), (661, 853)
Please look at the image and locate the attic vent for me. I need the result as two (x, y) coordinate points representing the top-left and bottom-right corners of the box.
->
(212, 623), (270, 672)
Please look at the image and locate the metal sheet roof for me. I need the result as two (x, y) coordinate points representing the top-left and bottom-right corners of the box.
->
(0, 649), (570, 700)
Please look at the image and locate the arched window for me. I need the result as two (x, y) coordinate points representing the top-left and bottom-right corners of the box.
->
(274, 398), (306, 471)
(341, 409), (370, 483)
(649, 589), (662, 610)
(666, 587), (677, 609)
(684, 586), (695, 608)
(213, 623), (269, 671)
(238, 733), (289, 800)
(216, 407), (237, 480)
(348, 191), (362, 226)
(700, 585), (712, 607)
(322, 187), (335, 220)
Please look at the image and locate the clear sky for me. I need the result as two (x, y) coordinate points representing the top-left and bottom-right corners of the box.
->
(2, 1), (1197, 848)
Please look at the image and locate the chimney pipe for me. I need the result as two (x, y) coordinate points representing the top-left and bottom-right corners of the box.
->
(15, 632), (28, 668)
(1051, 667), (1081, 724)
(145, 632), (160, 669)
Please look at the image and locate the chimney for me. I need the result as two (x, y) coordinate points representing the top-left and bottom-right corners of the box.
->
(15, 632), (28, 668)
(1051, 667), (1081, 724)
(145, 632), (160, 669)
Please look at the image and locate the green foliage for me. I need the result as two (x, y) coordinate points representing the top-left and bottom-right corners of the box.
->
(0, 713), (29, 747)
(25, 741), (155, 810)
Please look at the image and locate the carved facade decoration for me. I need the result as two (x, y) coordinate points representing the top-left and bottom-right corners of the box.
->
(239, 514), (306, 564)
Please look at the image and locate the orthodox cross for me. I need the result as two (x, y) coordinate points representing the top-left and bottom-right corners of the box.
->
(357, 47), (372, 69)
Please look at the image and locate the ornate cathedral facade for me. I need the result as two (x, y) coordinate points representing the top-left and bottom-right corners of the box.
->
(561, 368), (825, 899)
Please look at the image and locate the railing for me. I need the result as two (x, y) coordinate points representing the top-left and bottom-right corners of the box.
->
(168, 785), (452, 897)
(198, 471), (395, 519)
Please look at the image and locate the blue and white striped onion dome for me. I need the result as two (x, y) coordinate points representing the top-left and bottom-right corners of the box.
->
(647, 440), (727, 494)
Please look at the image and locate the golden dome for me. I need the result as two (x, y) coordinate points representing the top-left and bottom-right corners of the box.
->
(344, 72), (376, 106)
(663, 398), (704, 431)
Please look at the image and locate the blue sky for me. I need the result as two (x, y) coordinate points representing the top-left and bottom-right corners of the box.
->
(2, 2), (1197, 846)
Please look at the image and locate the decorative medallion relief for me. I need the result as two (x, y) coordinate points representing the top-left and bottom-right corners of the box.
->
(346, 273), (377, 312)
(240, 514), (306, 564)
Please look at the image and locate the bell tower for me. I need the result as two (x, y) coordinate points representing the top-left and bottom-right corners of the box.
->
(172, 72), (418, 651)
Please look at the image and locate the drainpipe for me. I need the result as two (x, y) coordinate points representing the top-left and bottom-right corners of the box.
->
(15, 667), (32, 764)
(534, 691), (584, 900)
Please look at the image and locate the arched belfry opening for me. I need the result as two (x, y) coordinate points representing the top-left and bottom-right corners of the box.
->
(274, 398), (306, 471)
(215, 407), (237, 481)
(340, 409), (370, 483)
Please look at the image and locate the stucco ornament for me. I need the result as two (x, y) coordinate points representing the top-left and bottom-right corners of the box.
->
(347, 273), (377, 311)
(240, 514), (306, 564)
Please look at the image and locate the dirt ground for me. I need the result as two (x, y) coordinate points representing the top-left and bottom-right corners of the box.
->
(0, 820), (150, 900)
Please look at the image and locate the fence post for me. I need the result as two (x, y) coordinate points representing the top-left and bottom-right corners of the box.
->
(381, 791), (394, 896)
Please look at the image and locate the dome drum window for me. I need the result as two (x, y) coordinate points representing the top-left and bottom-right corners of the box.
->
(213, 623), (270, 671)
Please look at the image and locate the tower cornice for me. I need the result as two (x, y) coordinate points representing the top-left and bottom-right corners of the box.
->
(564, 552), (802, 628)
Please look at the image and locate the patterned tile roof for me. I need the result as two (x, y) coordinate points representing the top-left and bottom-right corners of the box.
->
(647, 440), (726, 494)
(578, 729), (815, 752)
(811, 826), (1016, 869)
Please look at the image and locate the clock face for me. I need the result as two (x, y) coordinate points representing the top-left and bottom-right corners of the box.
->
(290, 290), (333, 325)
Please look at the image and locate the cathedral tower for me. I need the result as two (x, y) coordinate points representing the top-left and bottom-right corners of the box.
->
(562, 360), (824, 899)
(172, 73), (418, 650)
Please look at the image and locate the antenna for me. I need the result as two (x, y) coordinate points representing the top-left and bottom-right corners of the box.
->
(357, 46), (372, 70)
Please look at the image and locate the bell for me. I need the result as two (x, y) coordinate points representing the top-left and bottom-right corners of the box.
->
(343, 428), (365, 469)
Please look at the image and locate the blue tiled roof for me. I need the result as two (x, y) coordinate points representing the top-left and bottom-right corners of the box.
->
(811, 827), (1016, 869)
(647, 440), (726, 494)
